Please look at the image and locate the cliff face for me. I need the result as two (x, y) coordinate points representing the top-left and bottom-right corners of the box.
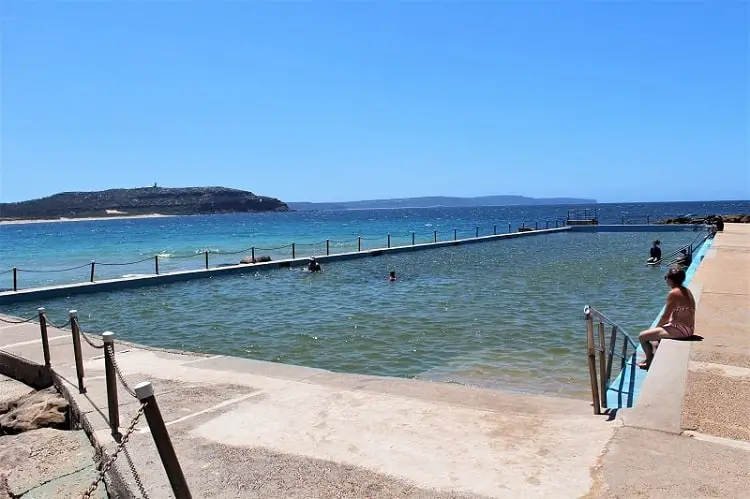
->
(0, 187), (289, 220)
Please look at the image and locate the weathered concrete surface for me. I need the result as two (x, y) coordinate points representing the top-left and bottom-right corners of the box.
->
(0, 373), (32, 402)
(593, 225), (750, 498)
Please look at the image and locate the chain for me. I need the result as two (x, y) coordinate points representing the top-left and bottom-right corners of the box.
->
(0, 314), (37, 324)
(45, 318), (72, 329)
(123, 444), (150, 499)
(108, 343), (137, 398)
(80, 330), (105, 349)
(80, 403), (146, 499)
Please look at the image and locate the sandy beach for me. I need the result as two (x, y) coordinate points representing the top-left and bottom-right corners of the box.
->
(0, 213), (172, 226)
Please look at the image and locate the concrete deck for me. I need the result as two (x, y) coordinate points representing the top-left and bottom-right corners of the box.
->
(592, 224), (750, 498)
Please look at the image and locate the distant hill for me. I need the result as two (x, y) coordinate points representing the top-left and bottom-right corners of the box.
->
(289, 195), (596, 211)
(0, 186), (289, 220)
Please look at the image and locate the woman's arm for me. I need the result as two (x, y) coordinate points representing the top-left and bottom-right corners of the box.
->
(656, 290), (678, 327)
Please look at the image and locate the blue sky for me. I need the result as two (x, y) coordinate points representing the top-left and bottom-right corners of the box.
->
(1, 1), (747, 204)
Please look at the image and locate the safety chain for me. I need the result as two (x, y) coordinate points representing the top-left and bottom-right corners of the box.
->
(80, 403), (146, 499)
(123, 443), (150, 499)
(80, 330), (105, 349)
(107, 343), (137, 398)
(0, 314), (37, 324)
(45, 318), (72, 330)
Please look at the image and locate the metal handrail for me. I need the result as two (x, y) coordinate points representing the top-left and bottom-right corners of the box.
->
(584, 305), (638, 414)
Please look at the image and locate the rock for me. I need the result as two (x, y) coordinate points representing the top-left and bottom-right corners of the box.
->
(240, 255), (272, 264)
(659, 214), (750, 225)
(0, 387), (68, 435)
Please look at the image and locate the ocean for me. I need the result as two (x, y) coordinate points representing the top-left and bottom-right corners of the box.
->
(1, 200), (747, 398)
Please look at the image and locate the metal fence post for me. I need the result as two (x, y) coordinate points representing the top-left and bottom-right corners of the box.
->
(90, 261), (96, 282)
(204, 250), (209, 269)
(251, 247), (255, 262)
(535, 221), (539, 230)
(475, 226), (479, 238)
(621, 216), (625, 225)
(358, 236), (361, 252)
(387, 234), (391, 248)
(546, 221), (549, 229)
(103, 332), (119, 435)
(522, 222), (525, 229)
(292, 243), (296, 259)
(508, 223), (511, 233)
(154, 255), (160, 275)
(411, 232), (415, 245)
(135, 382), (192, 499)
(454, 228), (457, 240)
(493, 224), (497, 235)
(69, 310), (86, 394)
(598, 321), (607, 404)
(647, 215), (650, 224)
(12, 267), (17, 291)
(433, 230), (437, 243)
(326, 240), (330, 256)
(38, 308), (51, 367)
(584, 307), (601, 415)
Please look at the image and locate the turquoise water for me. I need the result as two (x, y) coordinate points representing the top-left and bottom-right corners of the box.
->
(2, 229), (707, 398)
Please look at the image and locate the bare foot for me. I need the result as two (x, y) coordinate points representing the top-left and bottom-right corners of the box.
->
(637, 361), (650, 370)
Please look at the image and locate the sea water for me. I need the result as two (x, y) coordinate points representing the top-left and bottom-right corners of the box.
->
(1, 201), (747, 398)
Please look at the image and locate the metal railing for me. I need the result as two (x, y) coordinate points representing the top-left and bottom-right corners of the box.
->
(583, 305), (639, 414)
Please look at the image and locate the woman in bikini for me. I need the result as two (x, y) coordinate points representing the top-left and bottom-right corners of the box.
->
(637, 267), (696, 369)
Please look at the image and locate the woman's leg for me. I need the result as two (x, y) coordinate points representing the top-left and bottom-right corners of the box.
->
(638, 327), (671, 368)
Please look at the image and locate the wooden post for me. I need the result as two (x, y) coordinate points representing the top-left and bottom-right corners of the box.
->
(69, 310), (86, 394)
(12, 267), (17, 291)
(204, 250), (209, 269)
(358, 237), (361, 252)
(433, 230), (437, 243)
(90, 261), (96, 282)
(103, 332), (119, 435)
(292, 243), (296, 259)
(598, 321), (607, 405)
(154, 255), (160, 275)
(387, 234), (391, 248)
(411, 232), (415, 245)
(135, 382), (193, 499)
(326, 240), (330, 256)
(38, 308), (51, 367)
(585, 312), (601, 415)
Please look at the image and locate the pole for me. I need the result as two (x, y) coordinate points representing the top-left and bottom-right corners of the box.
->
(433, 230), (437, 243)
(647, 215), (650, 224)
(154, 255), (160, 275)
(135, 382), (193, 499)
(454, 229), (457, 241)
(411, 232), (415, 245)
(12, 267), (17, 291)
(292, 243), (296, 259)
(204, 250), (209, 269)
(535, 221), (538, 230)
(69, 310), (86, 394)
(493, 224), (497, 235)
(326, 240), (330, 256)
(358, 237), (361, 252)
(90, 261), (96, 282)
(508, 223), (511, 233)
(586, 313), (601, 415)
(387, 234), (391, 248)
(251, 247), (255, 262)
(103, 332), (119, 435)
(475, 226), (479, 238)
(546, 221), (549, 229)
(38, 308), (51, 367)
(598, 321), (607, 404)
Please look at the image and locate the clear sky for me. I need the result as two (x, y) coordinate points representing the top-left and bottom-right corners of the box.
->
(1, 1), (748, 204)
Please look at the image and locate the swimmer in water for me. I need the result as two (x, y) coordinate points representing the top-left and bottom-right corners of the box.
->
(307, 257), (321, 272)
(647, 240), (661, 264)
(389, 271), (397, 281)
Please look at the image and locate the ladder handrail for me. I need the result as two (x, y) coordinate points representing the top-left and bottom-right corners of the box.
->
(583, 305), (637, 348)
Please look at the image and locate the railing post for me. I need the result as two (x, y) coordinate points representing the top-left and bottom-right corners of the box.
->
(598, 321), (607, 405)
(606, 325), (618, 389)
(326, 240), (330, 256)
(475, 226), (479, 238)
(493, 224), (497, 235)
(90, 260), (96, 282)
(103, 332), (119, 436)
(251, 247), (255, 261)
(38, 308), (51, 367)
(535, 221), (538, 230)
(508, 223), (511, 233)
(387, 234), (391, 248)
(358, 236), (361, 252)
(69, 310), (86, 394)
(521, 222), (525, 229)
(647, 215), (650, 224)
(454, 228), (457, 240)
(135, 382), (193, 499)
(292, 243), (296, 259)
(411, 232), (415, 245)
(12, 267), (17, 291)
(555, 220), (559, 228)
(433, 230), (437, 243)
(204, 250), (209, 269)
(584, 308), (601, 415)
(546, 221), (549, 229)
(154, 255), (160, 275)
(621, 216), (625, 225)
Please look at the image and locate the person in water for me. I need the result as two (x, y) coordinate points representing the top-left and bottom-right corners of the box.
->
(307, 257), (321, 272)
(389, 271), (397, 281)
(637, 267), (695, 369)
(647, 240), (662, 263)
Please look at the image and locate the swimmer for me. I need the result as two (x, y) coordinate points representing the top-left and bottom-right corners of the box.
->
(675, 249), (692, 269)
(646, 240), (661, 264)
(389, 271), (397, 281)
(307, 257), (322, 272)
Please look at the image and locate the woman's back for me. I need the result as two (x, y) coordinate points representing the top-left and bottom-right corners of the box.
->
(670, 286), (695, 327)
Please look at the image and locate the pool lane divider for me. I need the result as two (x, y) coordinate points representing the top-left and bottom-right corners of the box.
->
(0, 226), (571, 305)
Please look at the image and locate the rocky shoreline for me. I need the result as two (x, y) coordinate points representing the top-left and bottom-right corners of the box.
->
(659, 214), (750, 224)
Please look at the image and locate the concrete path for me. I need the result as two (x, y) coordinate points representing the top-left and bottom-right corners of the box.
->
(593, 224), (750, 498)
(1, 318), (615, 498)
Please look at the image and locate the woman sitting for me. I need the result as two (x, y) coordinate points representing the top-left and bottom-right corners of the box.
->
(637, 267), (696, 369)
